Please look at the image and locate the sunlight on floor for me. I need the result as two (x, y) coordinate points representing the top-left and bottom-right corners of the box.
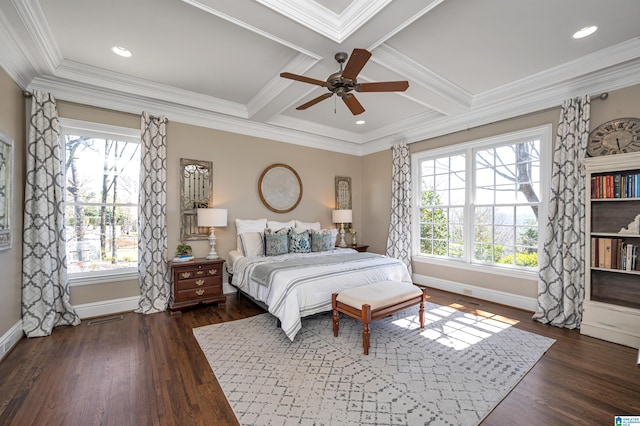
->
(391, 302), (521, 350)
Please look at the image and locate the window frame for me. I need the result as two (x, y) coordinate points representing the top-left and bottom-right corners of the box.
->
(59, 118), (141, 287)
(411, 124), (552, 279)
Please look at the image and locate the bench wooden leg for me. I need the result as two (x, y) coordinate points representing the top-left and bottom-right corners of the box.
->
(419, 289), (426, 328)
(362, 304), (372, 355)
(332, 293), (339, 337)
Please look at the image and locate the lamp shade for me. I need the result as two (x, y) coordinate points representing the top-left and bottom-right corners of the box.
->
(332, 209), (352, 224)
(197, 208), (228, 227)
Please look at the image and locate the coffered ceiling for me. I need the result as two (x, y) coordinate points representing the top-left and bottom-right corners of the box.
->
(1, 0), (640, 155)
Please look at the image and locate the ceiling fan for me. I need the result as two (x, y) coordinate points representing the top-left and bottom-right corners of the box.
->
(280, 48), (409, 116)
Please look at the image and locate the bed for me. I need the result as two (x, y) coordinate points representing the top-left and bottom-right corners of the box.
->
(227, 248), (412, 340)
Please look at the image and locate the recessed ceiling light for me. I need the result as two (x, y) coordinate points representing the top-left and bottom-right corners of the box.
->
(573, 26), (597, 39)
(111, 46), (132, 57)
(355, 120), (365, 125)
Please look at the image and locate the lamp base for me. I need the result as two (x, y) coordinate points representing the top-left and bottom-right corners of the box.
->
(338, 224), (347, 248)
(206, 228), (219, 259)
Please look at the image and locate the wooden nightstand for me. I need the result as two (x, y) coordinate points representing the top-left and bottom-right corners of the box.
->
(169, 258), (225, 311)
(351, 245), (369, 252)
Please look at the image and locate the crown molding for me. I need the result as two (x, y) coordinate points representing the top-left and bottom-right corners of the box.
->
(28, 75), (364, 156)
(56, 60), (248, 118)
(475, 37), (640, 106)
(0, 8), (37, 88)
(181, 0), (321, 59)
(247, 53), (320, 118)
(11, 0), (61, 74)
(267, 114), (362, 144)
(368, 0), (444, 50)
(255, 0), (391, 43)
(372, 43), (472, 112)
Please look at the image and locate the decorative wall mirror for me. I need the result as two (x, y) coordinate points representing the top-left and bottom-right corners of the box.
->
(335, 176), (352, 210)
(258, 163), (303, 213)
(180, 158), (213, 241)
(0, 130), (12, 250)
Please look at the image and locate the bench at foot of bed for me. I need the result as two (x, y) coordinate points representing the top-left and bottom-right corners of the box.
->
(332, 281), (426, 355)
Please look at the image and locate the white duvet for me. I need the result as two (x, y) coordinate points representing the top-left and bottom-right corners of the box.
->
(230, 249), (412, 340)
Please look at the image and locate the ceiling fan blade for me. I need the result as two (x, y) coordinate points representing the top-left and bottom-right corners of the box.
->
(296, 92), (333, 110)
(342, 93), (365, 115)
(280, 72), (327, 87)
(356, 81), (409, 92)
(341, 49), (372, 80)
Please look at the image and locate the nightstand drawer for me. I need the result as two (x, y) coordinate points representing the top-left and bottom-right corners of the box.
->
(174, 275), (222, 291)
(174, 265), (222, 280)
(174, 284), (223, 302)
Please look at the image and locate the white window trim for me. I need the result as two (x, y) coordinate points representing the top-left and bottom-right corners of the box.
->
(411, 124), (552, 277)
(60, 118), (141, 287)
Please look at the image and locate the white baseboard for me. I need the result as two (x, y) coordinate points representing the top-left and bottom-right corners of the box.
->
(412, 273), (538, 312)
(0, 320), (23, 362)
(73, 296), (140, 319)
(74, 282), (237, 319)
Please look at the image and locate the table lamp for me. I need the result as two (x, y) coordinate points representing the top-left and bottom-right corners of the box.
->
(197, 208), (227, 259)
(332, 209), (352, 248)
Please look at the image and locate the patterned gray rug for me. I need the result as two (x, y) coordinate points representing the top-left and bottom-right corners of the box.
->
(193, 302), (554, 426)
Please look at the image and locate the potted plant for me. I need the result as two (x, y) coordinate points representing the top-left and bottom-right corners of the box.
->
(176, 244), (192, 256)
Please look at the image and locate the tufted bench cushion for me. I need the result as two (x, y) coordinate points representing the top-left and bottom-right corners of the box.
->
(332, 280), (426, 355)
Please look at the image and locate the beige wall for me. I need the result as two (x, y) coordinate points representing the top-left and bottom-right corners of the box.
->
(3, 61), (640, 328)
(0, 68), (25, 337)
(56, 101), (363, 305)
(363, 84), (640, 300)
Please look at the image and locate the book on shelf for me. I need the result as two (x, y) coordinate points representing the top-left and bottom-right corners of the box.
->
(591, 237), (639, 271)
(591, 171), (640, 199)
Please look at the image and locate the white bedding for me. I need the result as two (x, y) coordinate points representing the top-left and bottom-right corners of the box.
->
(230, 249), (412, 340)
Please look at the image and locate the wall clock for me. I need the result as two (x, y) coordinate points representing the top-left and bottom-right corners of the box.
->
(587, 117), (640, 156)
(258, 163), (303, 213)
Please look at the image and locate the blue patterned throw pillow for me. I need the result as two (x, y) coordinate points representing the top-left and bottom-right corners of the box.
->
(310, 229), (333, 252)
(264, 228), (289, 256)
(288, 228), (311, 253)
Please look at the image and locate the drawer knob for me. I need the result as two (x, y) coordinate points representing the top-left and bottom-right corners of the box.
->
(195, 289), (205, 296)
(208, 269), (217, 275)
(180, 272), (192, 279)
(195, 279), (205, 286)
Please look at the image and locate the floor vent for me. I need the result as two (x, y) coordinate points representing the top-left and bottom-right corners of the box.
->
(86, 315), (124, 326)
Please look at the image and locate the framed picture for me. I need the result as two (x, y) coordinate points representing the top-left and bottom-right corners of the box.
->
(259, 163), (303, 213)
(335, 176), (352, 210)
(0, 130), (13, 251)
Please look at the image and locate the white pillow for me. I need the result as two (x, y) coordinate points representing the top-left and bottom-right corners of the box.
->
(239, 232), (264, 257)
(235, 218), (267, 250)
(267, 220), (295, 232)
(235, 218), (267, 235)
(295, 220), (321, 231)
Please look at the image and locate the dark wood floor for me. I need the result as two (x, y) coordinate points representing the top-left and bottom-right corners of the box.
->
(0, 288), (638, 425)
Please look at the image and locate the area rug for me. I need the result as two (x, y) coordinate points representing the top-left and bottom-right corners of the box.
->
(193, 302), (555, 426)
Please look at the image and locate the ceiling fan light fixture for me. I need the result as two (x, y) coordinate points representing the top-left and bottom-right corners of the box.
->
(355, 120), (365, 125)
(280, 48), (408, 115)
(573, 26), (597, 39)
(112, 46), (132, 57)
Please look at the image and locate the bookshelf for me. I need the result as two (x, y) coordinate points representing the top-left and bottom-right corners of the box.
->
(582, 152), (640, 348)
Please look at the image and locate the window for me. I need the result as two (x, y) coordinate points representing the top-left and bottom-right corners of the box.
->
(413, 125), (551, 273)
(60, 119), (141, 284)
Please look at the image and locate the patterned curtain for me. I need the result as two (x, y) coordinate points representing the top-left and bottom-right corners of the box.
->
(386, 143), (412, 274)
(22, 91), (80, 337)
(135, 112), (170, 314)
(533, 95), (590, 328)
